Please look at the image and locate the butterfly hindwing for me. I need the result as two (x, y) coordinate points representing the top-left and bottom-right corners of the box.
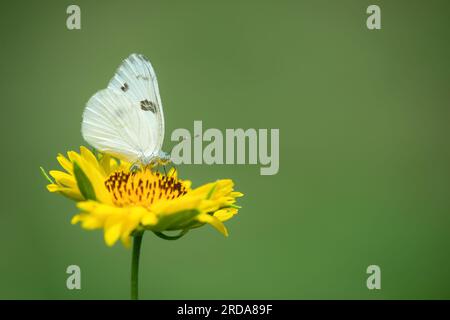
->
(82, 88), (158, 162)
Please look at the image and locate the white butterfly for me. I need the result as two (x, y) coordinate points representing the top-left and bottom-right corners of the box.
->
(81, 53), (170, 167)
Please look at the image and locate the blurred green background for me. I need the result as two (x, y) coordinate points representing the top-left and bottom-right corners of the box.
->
(1, 0), (449, 299)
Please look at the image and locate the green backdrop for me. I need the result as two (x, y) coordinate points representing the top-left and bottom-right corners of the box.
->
(1, 0), (449, 299)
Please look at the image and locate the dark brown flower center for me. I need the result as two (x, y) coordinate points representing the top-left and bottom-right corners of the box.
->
(104, 169), (188, 208)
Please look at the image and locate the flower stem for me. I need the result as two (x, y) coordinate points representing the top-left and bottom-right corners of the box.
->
(131, 232), (144, 300)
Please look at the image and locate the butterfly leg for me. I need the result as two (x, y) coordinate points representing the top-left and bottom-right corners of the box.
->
(130, 162), (142, 172)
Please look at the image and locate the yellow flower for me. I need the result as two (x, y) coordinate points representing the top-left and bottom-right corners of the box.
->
(44, 147), (243, 247)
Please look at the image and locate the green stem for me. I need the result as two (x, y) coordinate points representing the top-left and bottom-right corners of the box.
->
(131, 232), (144, 300)
(154, 229), (189, 240)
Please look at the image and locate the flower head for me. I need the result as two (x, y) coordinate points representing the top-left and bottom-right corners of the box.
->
(45, 147), (243, 247)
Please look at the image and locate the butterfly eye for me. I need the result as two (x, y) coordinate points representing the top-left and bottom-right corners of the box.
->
(140, 99), (157, 113)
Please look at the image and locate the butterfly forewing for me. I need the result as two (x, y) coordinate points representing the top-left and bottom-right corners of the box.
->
(108, 54), (165, 155)
(81, 54), (165, 163)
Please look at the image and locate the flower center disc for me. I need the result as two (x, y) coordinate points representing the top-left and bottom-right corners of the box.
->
(104, 169), (188, 208)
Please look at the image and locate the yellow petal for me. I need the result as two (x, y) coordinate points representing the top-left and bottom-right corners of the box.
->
(197, 213), (229, 237)
(80, 146), (106, 176)
(99, 154), (112, 175)
(184, 180), (192, 189)
(213, 208), (238, 222)
(47, 184), (83, 201)
(71, 213), (104, 229)
(168, 167), (177, 178)
(80, 146), (98, 166)
(151, 195), (202, 216)
(71, 152), (112, 204)
(121, 234), (132, 248)
(71, 215), (81, 224)
(49, 170), (77, 188)
(57, 154), (73, 173)
(46, 184), (59, 192)
(141, 212), (158, 226)
(81, 216), (104, 229)
(104, 222), (122, 246)
(76, 201), (96, 211)
(67, 150), (80, 163)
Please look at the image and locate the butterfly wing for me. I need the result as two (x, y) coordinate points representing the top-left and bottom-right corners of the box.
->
(82, 88), (151, 162)
(81, 54), (165, 163)
(108, 53), (165, 156)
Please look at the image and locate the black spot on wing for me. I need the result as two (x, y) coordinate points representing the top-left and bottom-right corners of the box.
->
(121, 83), (129, 92)
(140, 99), (157, 113)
